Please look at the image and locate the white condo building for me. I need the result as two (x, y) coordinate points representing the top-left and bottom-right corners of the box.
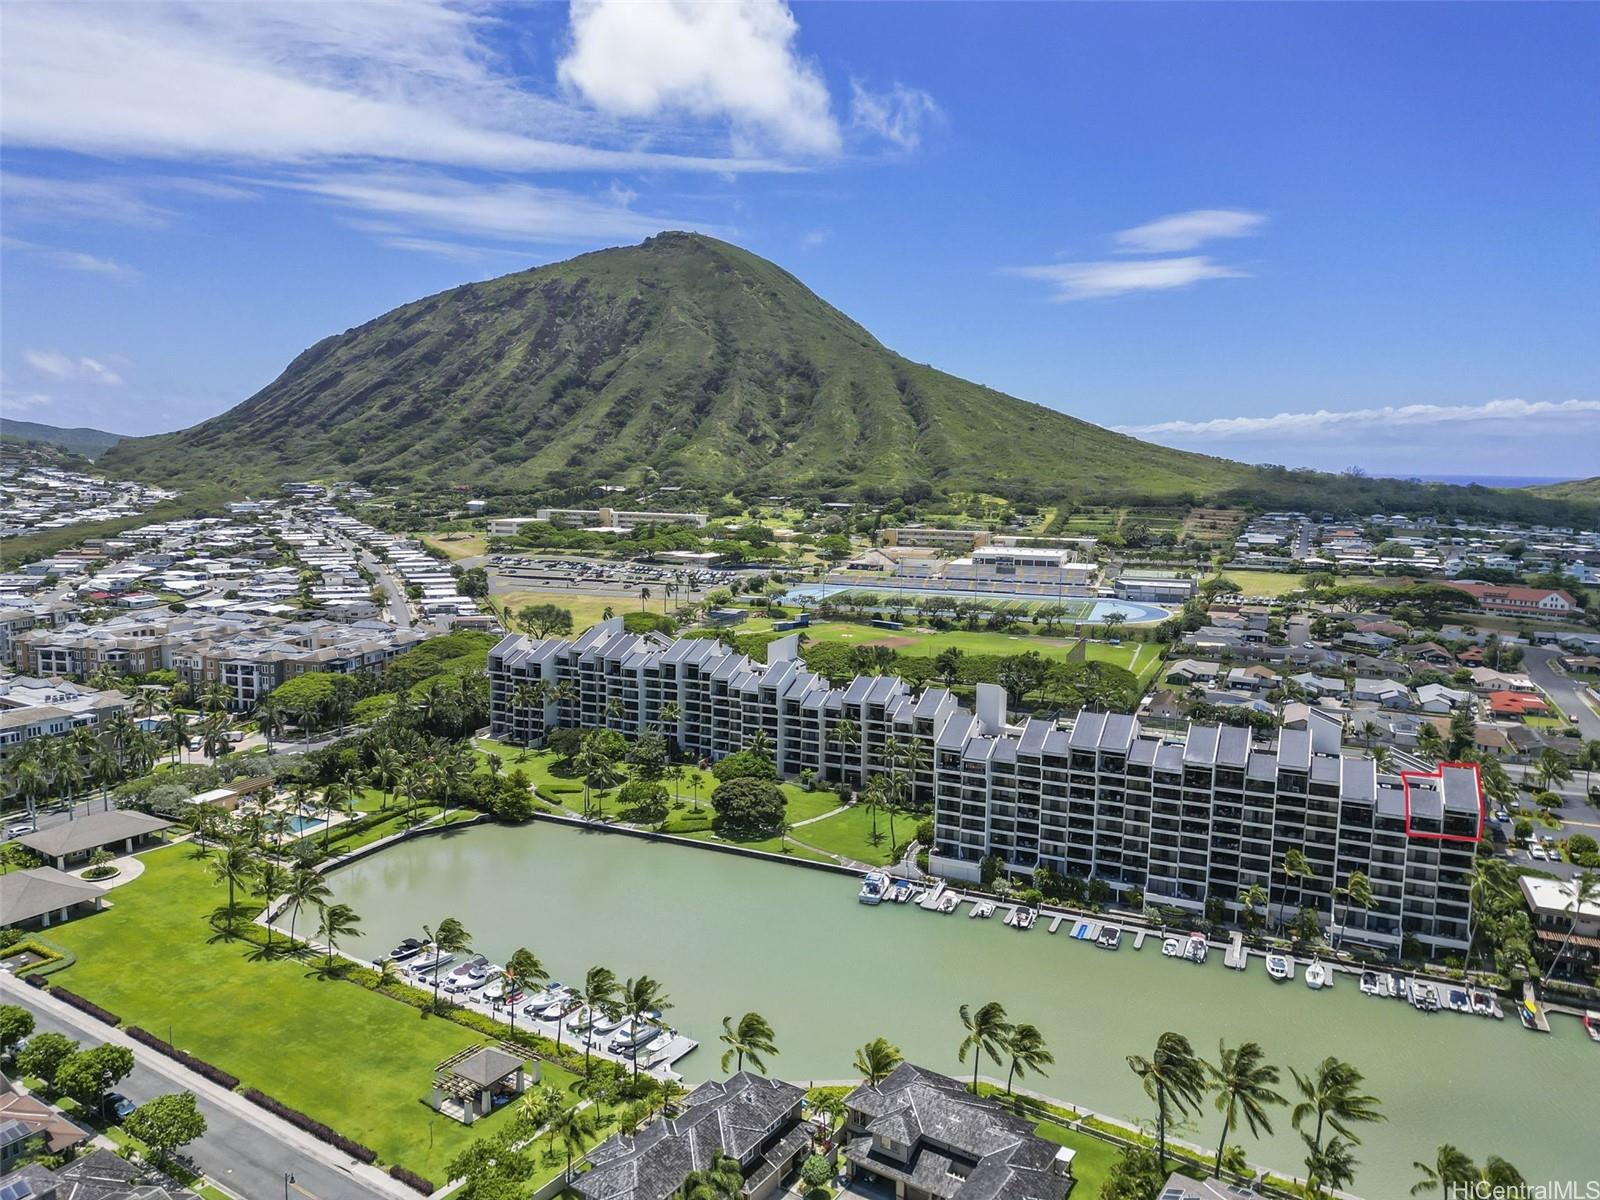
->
(489, 621), (1479, 955)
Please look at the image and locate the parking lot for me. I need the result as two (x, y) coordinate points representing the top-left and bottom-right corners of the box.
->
(489, 554), (747, 598)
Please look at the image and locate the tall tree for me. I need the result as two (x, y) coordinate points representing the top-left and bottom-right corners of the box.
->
(853, 1037), (903, 1086)
(1291, 1057), (1385, 1192)
(1207, 1041), (1285, 1178)
(209, 837), (256, 932)
(719, 1011), (779, 1075)
(316, 902), (362, 968)
(1003, 1023), (1053, 1095)
(1125, 1032), (1208, 1171)
(423, 916), (472, 1009)
(621, 974), (672, 1079)
(580, 966), (620, 1074)
(1410, 1145), (1478, 1196)
(956, 1001), (1012, 1094)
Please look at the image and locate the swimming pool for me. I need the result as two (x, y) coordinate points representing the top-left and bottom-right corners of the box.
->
(778, 583), (1171, 624)
(286, 814), (324, 834)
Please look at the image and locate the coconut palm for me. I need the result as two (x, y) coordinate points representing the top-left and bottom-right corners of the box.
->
(1278, 847), (1314, 928)
(827, 718), (860, 780)
(1304, 1136), (1360, 1196)
(210, 837), (257, 931)
(682, 1153), (743, 1200)
(853, 1037), (902, 1086)
(548, 1104), (597, 1181)
(1002, 1023), (1053, 1095)
(580, 966), (620, 1073)
(283, 867), (332, 950)
(1125, 1032), (1208, 1171)
(1291, 1056), (1385, 1190)
(1464, 856), (1516, 972)
(1410, 1144), (1478, 1195)
(1333, 871), (1373, 943)
(316, 902), (362, 967)
(432, 744), (475, 823)
(719, 1011), (779, 1075)
(1207, 1041), (1284, 1177)
(621, 974), (672, 1078)
(423, 917), (472, 1009)
(1237, 882), (1269, 931)
(956, 1001), (1012, 1094)
(371, 746), (404, 811)
(255, 859), (290, 953)
(503, 948), (548, 1034)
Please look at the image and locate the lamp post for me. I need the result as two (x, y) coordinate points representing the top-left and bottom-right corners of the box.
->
(283, 1172), (295, 1200)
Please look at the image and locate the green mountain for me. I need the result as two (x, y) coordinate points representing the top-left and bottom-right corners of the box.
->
(99, 233), (1256, 499)
(1527, 476), (1600, 502)
(1, 419), (126, 457)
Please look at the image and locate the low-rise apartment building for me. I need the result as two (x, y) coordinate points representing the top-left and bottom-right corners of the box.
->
(174, 619), (425, 710)
(491, 507), (708, 534)
(1442, 582), (1579, 615)
(489, 623), (1479, 954)
(0, 677), (129, 773)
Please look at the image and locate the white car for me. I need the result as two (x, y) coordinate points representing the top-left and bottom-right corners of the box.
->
(1530, 844), (1547, 860)
(5, 822), (36, 839)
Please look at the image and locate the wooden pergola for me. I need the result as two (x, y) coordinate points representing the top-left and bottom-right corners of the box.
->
(430, 1041), (539, 1124)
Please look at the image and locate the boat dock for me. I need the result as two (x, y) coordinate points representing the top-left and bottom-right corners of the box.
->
(917, 881), (947, 911)
(1224, 931), (1247, 971)
(1132, 929), (1146, 950)
(1522, 983), (1552, 1033)
(1048, 913), (1066, 933)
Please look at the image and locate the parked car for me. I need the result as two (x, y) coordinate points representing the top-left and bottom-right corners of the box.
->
(103, 1093), (136, 1121)
(4, 821), (35, 839)
(1530, 844), (1548, 860)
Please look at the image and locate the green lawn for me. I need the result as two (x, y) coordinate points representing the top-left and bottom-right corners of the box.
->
(1206, 569), (1310, 598)
(785, 803), (901, 866)
(43, 845), (576, 1182)
(1032, 1121), (1121, 1198)
(493, 590), (643, 634)
(415, 531), (489, 560)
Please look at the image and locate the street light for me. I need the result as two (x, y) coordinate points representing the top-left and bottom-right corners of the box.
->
(284, 1172), (295, 1200)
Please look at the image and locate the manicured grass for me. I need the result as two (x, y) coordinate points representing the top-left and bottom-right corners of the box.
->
(785, 803), (901, 866)
(1032, 1120), (1121, 1198)
(43, 845), (569, 1181)
(414, 531), (489, 560)
(1206, 569), (1310, 598)
(494, 590), (627, 634)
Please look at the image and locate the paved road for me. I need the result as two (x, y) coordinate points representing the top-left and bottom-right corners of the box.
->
(0, 979), (394, 1200)
(1523, 645), (1600, 741)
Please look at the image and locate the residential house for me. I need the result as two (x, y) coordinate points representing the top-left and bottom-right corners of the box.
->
(1415, 684), (1471, 713)
(1485, 692), (1548, 721)
(840, 1063), (1075, 1200)
(1519, 876), (1600, 976)
(1442, 582), (1578, 615)
(571, 1073), (808, 1200)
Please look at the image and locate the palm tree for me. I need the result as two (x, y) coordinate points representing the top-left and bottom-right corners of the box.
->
(548, 1104), (597, 1181)
(1464, 856), (1516, 972)
(371, 746), (404, 811)
(580, 966), (620, 1073)
(422, 917), (472, 1008)
(1207, 1041), (1284, 1177)
(853, 1037), (902, 1086)
(1332, 871), (1373, 944)
(168, 710), (191, 764)
(638, 586), (651, 611)
(210, 838), (257, 931)
(1416, 722), (1446, 762)
(1278, 847), (1314, 929)
(1291, 1056), (1385, 1189)
(827, 718), (860, 780)
(316, 902), (362, 967)
(621, 974), (672, 1078)
(433, 744), (475, 823)
(1410, 1144), (1478, 1195)
(1237, 882), (1269, 931)
(87, 740), (120, 812)
(682, 1154), (743, 1200)
(256, 694), (285, 748)
(284, 867), (332, 950)
(956, 1001), (1012, 1094)
(255, 859), (290, 953)
(504, 948), (548, 1034)
(198, 711), (231, 765)
(1534, 746), (1572, 793)
(1002, 1023), (1053, 1095)
(719, 1011), (778, 1075)
(1125, 1032), (1207, 1171)
(1550, 869), (1600, 979)
(1305, 1136), (1360, 1197)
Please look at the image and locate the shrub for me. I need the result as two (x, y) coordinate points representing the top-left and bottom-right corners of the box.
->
(49, 986), (121, 1027)
(125, 1027), (240, 1090)
(390, 1165), (437, 1194)
(23, 974), (48, 989)
(711, 749), (777, 783)
(240, 1088), (377, 1163)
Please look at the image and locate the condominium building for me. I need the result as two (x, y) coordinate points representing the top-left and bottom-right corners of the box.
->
(489, 623), (1480, 955)
(0, 677), (129, 772)
(487, 508), (708, 535)
(881, 526), (992, 552)
(173, 619), (425, 711)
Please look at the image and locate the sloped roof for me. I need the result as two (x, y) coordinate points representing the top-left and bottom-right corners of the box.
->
(13, 810), (172, 859)
(0, 867), (104, 925)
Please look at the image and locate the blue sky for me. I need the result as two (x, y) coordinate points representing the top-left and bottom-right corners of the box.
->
(2, 1), (1596, 477)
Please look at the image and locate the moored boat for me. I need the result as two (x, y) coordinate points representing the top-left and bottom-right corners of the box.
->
(1265, 953), (1292, 981)
(1359, 971), (1380, 996)
(1097, 926), (1121, 950)
(858, 871), (889, 905)
(1161, 937), (1182, 958)
(388, 937), (423, 962)
(1184, 933), (1208, 964)
(1584, 1011), (1600, 1043)
(1305, 961), (1328, 990)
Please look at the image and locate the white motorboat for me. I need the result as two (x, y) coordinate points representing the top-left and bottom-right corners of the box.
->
(1013, 908), (1036, 930)
(888, 879), (914, 903)
(1305, 961), (1328, 990)
(592, 1010), (626, 1036)
(859, 871), (889, 905)
(607, 1020), (658, 1053)
(567, 1007), (596, 1034)
(521, 984), (563, 1014)
(1161, 937), (1183, 958)
(388, 937), (424, 962)
(480, 976), (507, 1002)
(1184, 934), (1208, 964)
(409, 947), (452, 974)
(970, 900), (995, 919)
(1359, 971), (1381, 996)
(1097, 926), (1122, 950)
(1265, 953), (1293, 981)
(938, 892), (959, 913)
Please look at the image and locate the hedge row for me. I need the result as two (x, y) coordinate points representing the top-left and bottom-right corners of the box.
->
(23, 974), (47, 989)
(240, 1087), (377, 1164)
(126, 1026), (241, 1090)
(49, 985), (121, 1027)
(389, 1165), (436, 1194)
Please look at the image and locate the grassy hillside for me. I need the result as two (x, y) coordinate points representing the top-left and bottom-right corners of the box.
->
(100, 233), (1253, 500)
(1527, 476), (1600, 502)
(0, 419), (126, 456)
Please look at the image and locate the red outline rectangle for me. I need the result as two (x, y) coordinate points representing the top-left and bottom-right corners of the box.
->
(1400, 761), (1483, 843)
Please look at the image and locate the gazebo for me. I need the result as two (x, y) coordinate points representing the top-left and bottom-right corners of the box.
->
(431, 1043), (539, 1124)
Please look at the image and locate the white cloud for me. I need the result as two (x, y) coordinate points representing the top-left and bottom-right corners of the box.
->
(801, 229), (829, 248)
(1008, 256), (1247, 301)
(0, 1), (787, 175)
(0, 234), (139, 279)
(558, 0), (840, 155)
(849, 81), (940, 151)
(0, 391), (54, 414)
(0, 173), (171, 227)
(1114, 209), (1266, 253)
(1117, 398), (1600, 438)
(280, 169), (715, 245)
(23, 350), (124, 386)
